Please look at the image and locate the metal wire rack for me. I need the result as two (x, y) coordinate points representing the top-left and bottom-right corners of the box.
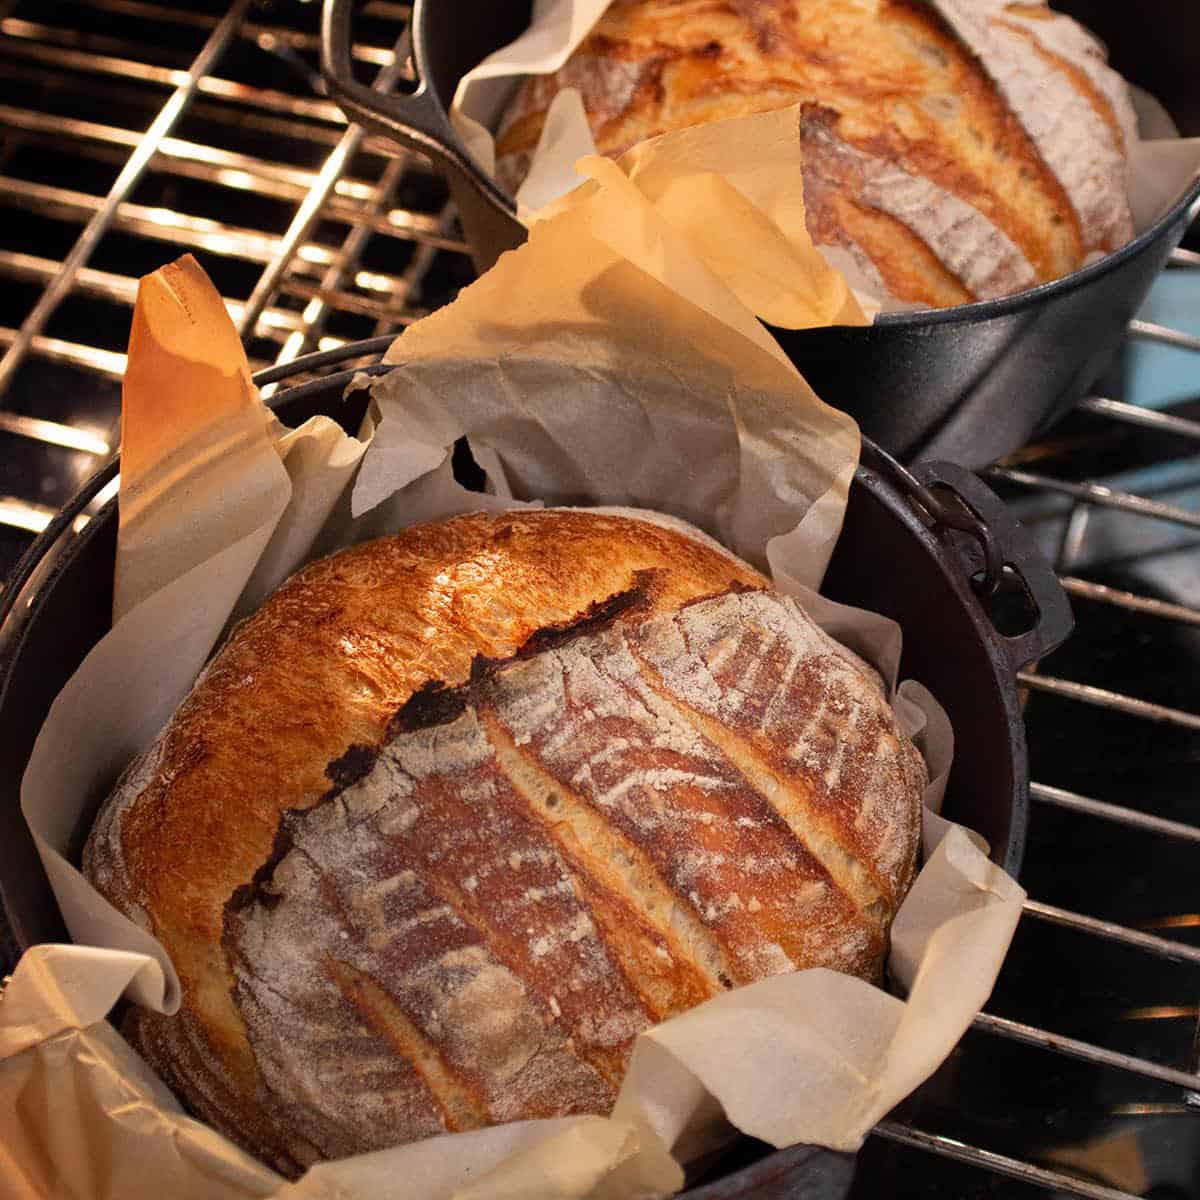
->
(0, 0), (474, 576)
(3, 3), (1200, 1197)
(865, 327), (1200, 1195)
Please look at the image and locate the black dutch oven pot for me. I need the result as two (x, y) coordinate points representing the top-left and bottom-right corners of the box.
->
(0, 344), (1071, 1197)
(320, 0), (1200, 468)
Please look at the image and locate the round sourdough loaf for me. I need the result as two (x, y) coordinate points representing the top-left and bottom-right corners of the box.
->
(495, 0), (1137, 309)
(84, 509), (926, 1174)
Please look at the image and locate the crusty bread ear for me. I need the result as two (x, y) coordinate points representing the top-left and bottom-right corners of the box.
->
(496, 0), (1134, 308)
(86, 510), (924, 1174)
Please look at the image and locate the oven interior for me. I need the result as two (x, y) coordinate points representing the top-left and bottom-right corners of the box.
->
(2, 3), (1200, 1197)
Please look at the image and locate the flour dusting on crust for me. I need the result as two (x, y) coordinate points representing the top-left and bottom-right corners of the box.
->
(225, 588), (924, 1163)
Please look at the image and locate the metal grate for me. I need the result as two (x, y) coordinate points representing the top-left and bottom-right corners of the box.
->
(3, 4), (1200, 1198)
(858, 306), (1200, 1195)
(0, 0), (475, 580)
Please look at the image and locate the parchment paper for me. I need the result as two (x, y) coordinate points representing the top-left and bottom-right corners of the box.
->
(7, 142), (1024, 1200)
(450, 0), (1200, 319)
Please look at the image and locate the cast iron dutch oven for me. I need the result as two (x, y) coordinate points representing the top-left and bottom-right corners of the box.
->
(0, 344), (1071, 1197)
(320, 0), (1200, 468)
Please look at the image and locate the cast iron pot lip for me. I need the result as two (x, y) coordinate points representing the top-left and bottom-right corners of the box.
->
(0, 357), (1026, 862)
(399, 0), (1200, 329)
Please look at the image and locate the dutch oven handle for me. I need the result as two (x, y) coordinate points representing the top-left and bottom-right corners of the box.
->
(860, 443), (1073, 673)
(321, 0), (509, 211)
(910, 459), (1074, 673)
(322, 0), (451, 156)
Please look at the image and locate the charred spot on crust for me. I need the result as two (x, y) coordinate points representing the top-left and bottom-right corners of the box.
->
(226, 743), (384, 942)
(390, 679), (470, 736)
(381, 576), (663, 738)
(223, 818), (298, 940)
(725, 578), (761, 596)
(518, 572), (657, 656)
(674, 579), (767, 614)
(324, 743), (380, 791)
(798, 101), (843, 139)
(647, 59), (668, 106)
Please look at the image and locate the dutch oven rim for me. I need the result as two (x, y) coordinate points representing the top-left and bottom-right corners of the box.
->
(0, 345), (1073, 1198)
(1, 344), (1069, 909)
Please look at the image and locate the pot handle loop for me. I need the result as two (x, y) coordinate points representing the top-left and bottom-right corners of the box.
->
(913, 460), (1074, 673)
(860, 443), (1073, 672)
(321, 0), (461, 167)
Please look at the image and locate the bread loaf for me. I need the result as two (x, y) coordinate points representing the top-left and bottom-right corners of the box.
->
(84, 510), (926, 1174)
(496, 0), (1137, 309)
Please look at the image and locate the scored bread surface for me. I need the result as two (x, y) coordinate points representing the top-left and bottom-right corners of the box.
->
(496, 0), (1135, 308)
(225, 588), (924, 1168)
(85, 511), (761, 1168)
(85, 511), (925, 1174)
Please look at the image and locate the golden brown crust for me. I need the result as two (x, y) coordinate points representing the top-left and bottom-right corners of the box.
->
(821, 197), (976, 311)
(219, 586), (922, 1168)
(85, 511), (764, 1167)
(496, 0), (1133, 307)
(85, 510), (924, 1172)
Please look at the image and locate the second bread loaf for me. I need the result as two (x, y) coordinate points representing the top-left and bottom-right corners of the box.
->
(496, 0), (1137, 308)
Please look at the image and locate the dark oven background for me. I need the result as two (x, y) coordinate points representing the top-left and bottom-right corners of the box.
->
(2, 4), (1200, 1198)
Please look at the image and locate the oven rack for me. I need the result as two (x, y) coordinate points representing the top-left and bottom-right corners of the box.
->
(877, 356), (1200, 1198)
(0, 0), (473, 574)
(3, 5), (1200, 1197)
